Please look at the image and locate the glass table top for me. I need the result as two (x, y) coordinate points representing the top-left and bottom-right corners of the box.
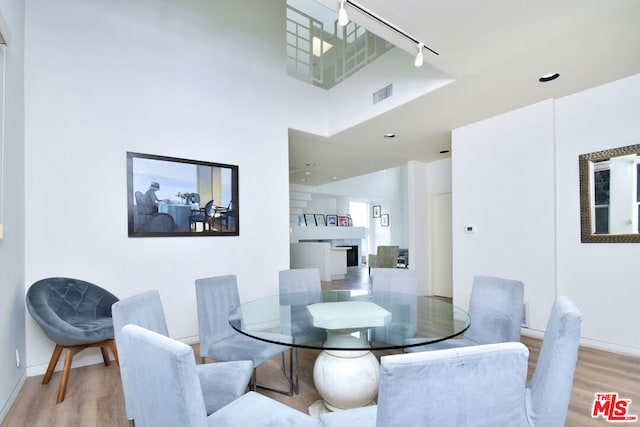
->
(228, 289), (470, 351)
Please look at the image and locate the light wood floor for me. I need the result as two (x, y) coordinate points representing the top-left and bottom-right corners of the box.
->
(4, 267), (639, 426)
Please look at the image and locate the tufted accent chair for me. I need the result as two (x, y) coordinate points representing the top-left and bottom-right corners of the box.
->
(26, 277), (119, 403)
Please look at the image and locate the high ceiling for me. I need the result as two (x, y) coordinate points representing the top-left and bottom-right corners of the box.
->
(289, 0), (640, 186)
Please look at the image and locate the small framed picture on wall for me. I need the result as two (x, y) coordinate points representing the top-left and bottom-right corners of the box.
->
(381, 214), (389, 227)
(373, 205), (381, 218)
(337, 216), (349, 227)
(304, 214), (316, 226)
(314, 214), (326, 226)
(326, 215), (337, 226)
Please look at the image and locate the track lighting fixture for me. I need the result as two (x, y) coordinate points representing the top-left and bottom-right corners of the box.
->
(338, 0), (349, 26)
(414, 43), (424, 67)
(336, 1), (438, 66)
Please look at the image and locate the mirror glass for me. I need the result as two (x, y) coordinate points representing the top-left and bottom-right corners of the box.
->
(579, 143), (640, 243)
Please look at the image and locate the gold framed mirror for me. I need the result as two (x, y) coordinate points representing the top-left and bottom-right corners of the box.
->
(579, 143), (640, 243)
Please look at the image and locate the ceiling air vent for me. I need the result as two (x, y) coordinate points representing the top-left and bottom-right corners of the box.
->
(373, 84), (393, 104)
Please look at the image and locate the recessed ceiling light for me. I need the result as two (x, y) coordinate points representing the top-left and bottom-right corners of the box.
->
(384, 133), (396, 138)
(539, 73), (560, 82)
(332, 176), (338, 180)
(304, 171), (311, 175)
(300, 179), (307, 182)
(439, 149), (450, 154)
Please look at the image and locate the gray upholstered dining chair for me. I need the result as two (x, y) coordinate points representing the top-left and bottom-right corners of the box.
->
(371, 268), (418, 346)
(195, 275), (294, 396)
(525, 296), (582, 426)
(26, 277), (120, 403)
(405, 275), (524, 352)
(321, 295), (582, 427)
(112, 290), (253, 426)
(279, 268), (324, 344)
(121, 324), (320, 427)
(278, 268), (325, 394)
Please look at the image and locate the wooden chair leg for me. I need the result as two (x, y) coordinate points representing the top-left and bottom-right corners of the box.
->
(43, 339), (118, 403)
(107, 339), (119, 365)
(43, 344), (64, 385)
(100, 347), (111, 366)
(57, 346), (85, 403)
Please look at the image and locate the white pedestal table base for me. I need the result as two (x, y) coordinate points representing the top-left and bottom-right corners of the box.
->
(307, 328), (381, 416)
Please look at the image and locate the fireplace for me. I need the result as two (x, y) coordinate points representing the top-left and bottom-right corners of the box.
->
(337, 245), (359, 267)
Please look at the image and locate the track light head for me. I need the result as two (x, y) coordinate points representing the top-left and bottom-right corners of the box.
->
(338, 0), (349, 26)
(414, 43), (424, 67)
(334, 1), (438, 66)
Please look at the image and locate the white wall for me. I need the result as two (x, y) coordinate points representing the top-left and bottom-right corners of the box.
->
(23, 0), (294, 375)
(452, 100), (557, 331)
(452, 74), (640, 353)
(0, 0), (25, 420)
(555, 73), (640, 352)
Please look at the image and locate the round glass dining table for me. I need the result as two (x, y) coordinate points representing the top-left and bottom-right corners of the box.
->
(228, 289), (470, 416)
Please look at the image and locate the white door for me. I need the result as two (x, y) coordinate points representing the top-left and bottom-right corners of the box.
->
(431, 193), (453, 298)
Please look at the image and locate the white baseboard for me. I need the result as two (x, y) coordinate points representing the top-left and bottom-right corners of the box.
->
(521, 328), (640, 358)
(26, 352), (110, 377)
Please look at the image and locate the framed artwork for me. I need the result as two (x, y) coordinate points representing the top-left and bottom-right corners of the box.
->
(304, 213), (316, 226)
(326, 215), (337, 226)
(298, 215), (306, 226)
(381, 214), (389, 227)
(315, 214), (326, 226)
(346, 214), (353, 227)
(373, 205), (381, 218)
(127, 152), (238, 237)
(338, 216), (349, 227)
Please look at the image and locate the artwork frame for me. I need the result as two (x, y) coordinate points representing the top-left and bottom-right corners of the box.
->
(579, 143), (640, 243)
(381, 214), (389, 227)
(326, 215), (337, 226)
(373, 205), (381, 218)
(304, 213), (316, 226)
(298, 215), (306, 226)
(338, 216), (349, 227)
(315, 214), (326, 226)
(127, 152), (239, 237)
